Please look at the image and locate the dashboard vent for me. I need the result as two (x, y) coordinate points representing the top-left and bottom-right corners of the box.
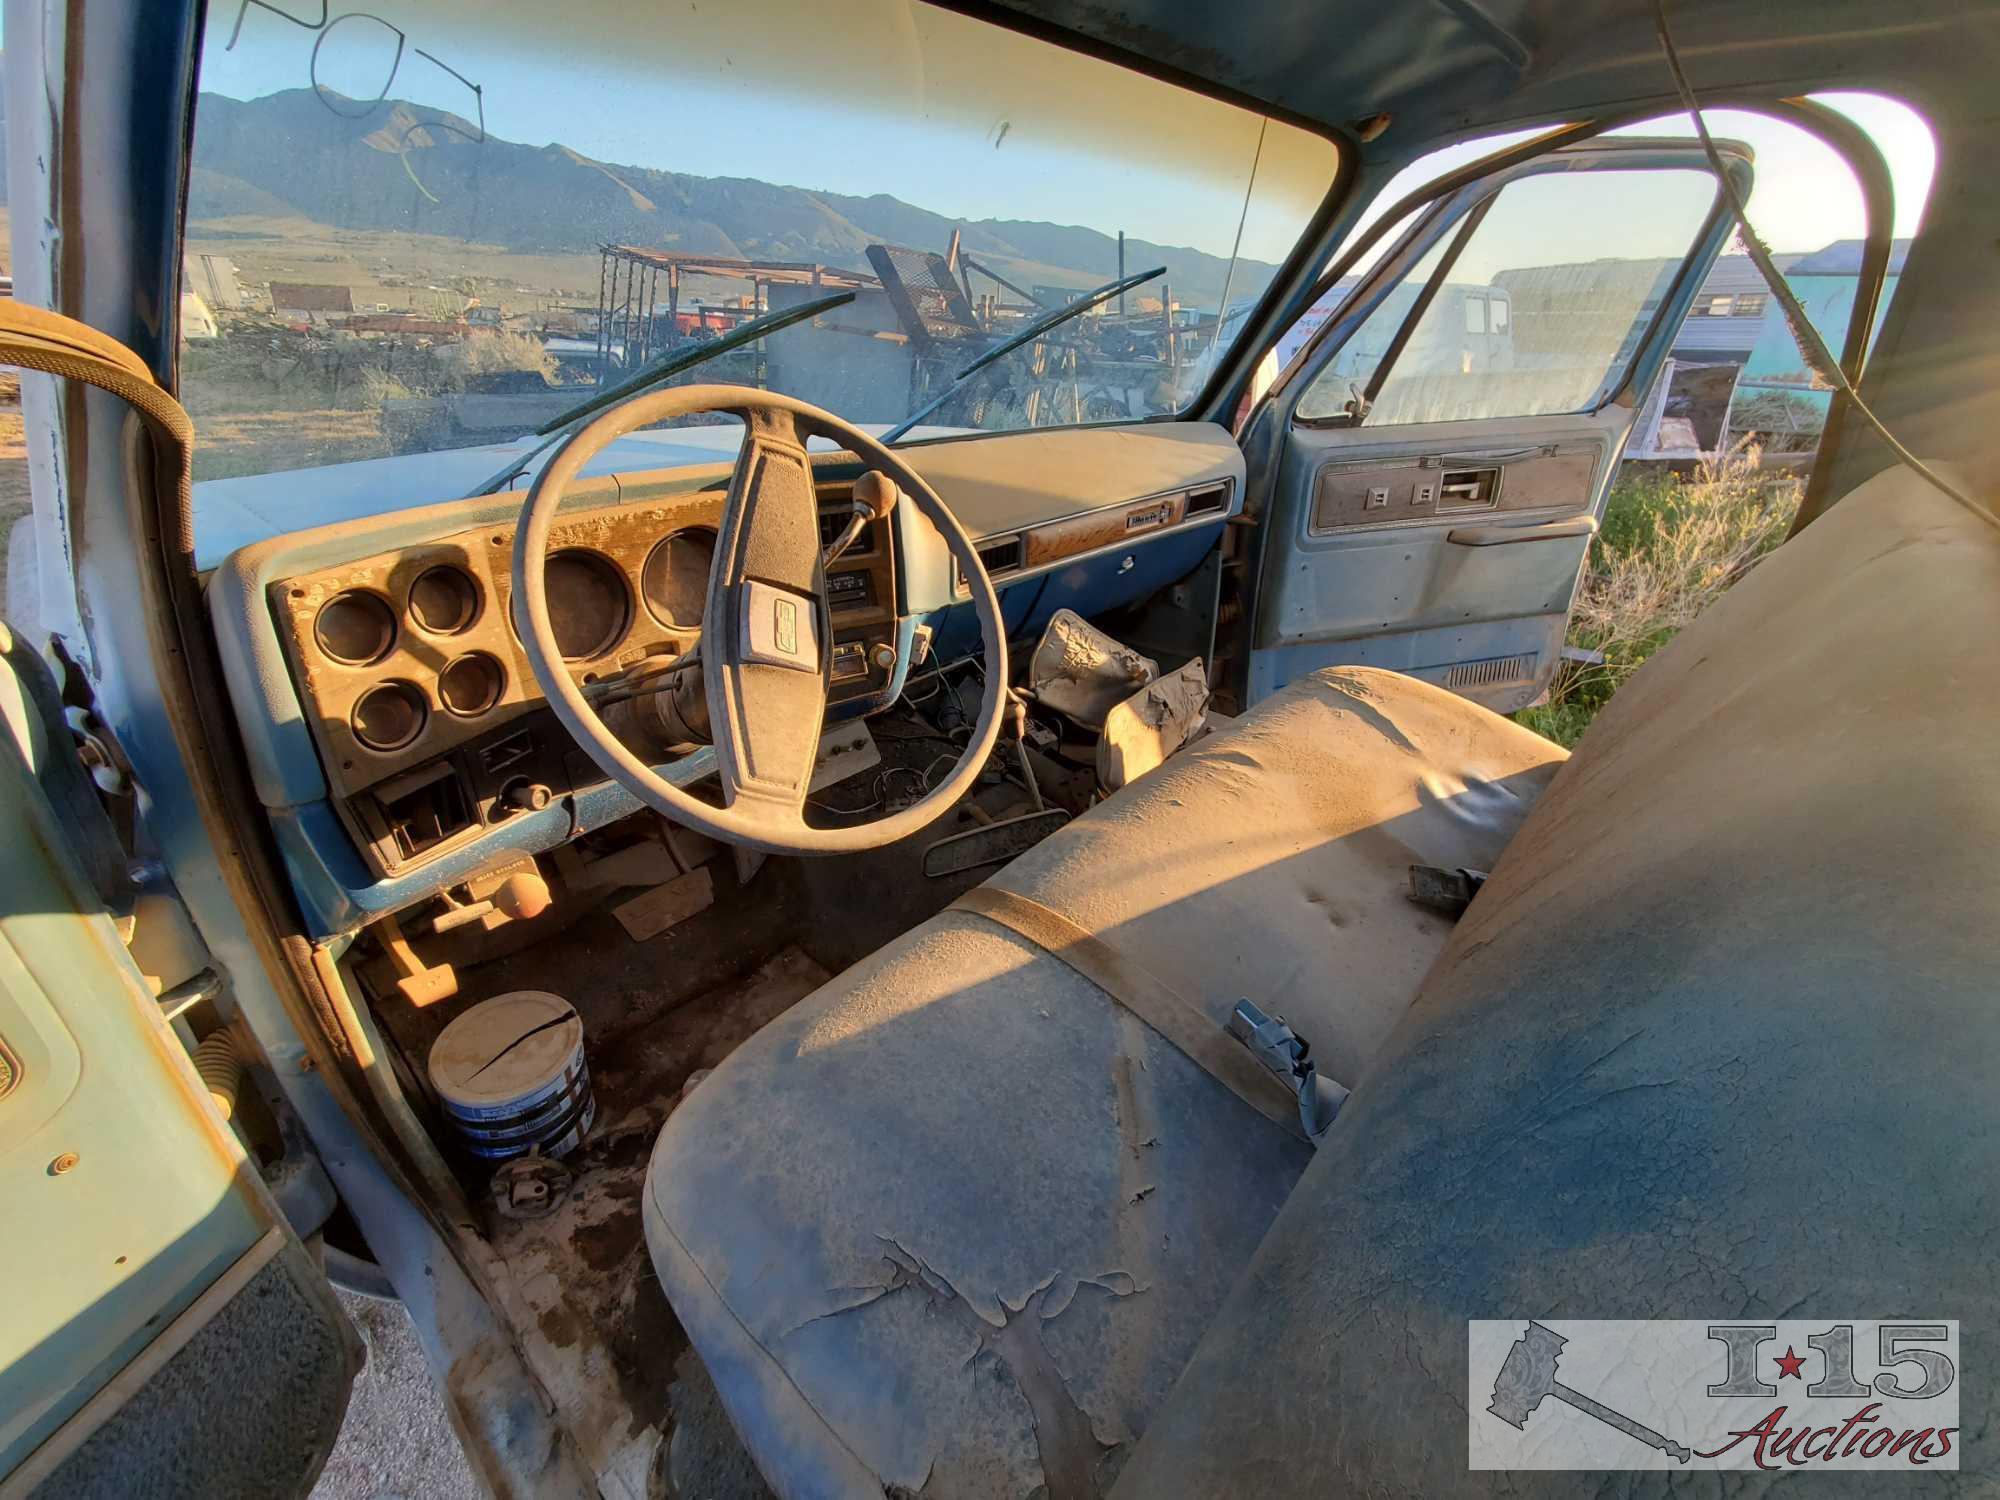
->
(955, 534), (1025, 595)
(978, 535), (1025, 574)
(1185, 482), (1230, 518)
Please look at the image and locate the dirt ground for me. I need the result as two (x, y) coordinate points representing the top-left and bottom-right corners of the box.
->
(0, 376), (30, 621)
(315, 1293), (482, 1500)
(187, 400), (391, 480)
(184, 215), (602, 325)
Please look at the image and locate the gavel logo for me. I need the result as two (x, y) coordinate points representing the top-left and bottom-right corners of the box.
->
(1488, 1321), (1692, 1463)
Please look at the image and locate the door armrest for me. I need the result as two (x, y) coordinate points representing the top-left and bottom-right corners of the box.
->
(1445, 516), (1598, 546)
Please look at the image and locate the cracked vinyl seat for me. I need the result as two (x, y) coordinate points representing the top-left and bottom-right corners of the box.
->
(1104, 466), (2000, 1497)
(643, 666), (1568, 1497)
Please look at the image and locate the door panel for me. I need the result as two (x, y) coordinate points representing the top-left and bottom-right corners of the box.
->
(1247, 139), (1751, 712)
(0, 656), (357, 1497)
(1308, 442), (1598, 532)
(1250, 413), (1618, 708)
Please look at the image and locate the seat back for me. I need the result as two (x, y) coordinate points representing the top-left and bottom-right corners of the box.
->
(1112, 467), (2000, 1495)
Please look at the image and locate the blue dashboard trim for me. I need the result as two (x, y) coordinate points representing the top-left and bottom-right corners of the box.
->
(275, 746), (719, 936)
(921, 522), (1223, 664)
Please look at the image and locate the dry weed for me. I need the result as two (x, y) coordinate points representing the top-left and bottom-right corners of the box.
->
(1520, 443), (1800, 745)
(442, 329), (556, 384)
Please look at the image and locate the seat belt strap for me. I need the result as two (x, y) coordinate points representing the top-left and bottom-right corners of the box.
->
(952, 884), (1311, 1144)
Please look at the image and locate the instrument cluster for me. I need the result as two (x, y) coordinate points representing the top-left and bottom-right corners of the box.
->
(271, 482), (897, 874)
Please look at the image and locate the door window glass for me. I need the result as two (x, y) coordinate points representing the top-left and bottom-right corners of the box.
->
(1290, 236), (1450, 419)
(1298, 167), (1720, 426)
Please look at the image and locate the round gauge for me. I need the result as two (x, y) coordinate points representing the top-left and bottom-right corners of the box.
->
(640, 528), (717, 630)
(543, 549), (632, 661)
(408, 565), (480, 635)
(313, 589), (396, 665)
(351, 680), (428, 751)
(438, 652), (505, 717)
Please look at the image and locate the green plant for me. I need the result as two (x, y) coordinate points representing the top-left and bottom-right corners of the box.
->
(1516, 444), (1800, 747)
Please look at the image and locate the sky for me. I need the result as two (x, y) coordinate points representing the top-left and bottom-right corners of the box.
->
(1338, 96), (1934, 268)
(196, 0), (1335, 267)
(192, 2), (1935, 275)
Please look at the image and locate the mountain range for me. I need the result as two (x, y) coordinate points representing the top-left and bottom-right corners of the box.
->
(186, 89), (1276, 310)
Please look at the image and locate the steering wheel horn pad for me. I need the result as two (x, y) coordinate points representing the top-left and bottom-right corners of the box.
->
(704, 404), (828, 816)
(736, 580), (821, 673)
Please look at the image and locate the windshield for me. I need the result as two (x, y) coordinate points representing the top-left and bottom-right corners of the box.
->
(182, 0), (1338, 486)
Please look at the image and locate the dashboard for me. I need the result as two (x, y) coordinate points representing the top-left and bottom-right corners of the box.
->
(206, 421), (1246, 933)
(267, 477), (898, 876)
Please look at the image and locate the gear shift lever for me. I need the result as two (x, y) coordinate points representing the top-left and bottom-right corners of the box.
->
(824, 469), (900, 567)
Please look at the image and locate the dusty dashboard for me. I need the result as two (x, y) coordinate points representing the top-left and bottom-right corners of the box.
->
(207, 421), (1246, 932)
(260, 472), (897, 879)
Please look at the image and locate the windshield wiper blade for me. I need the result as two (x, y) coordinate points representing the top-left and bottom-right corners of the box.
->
(472, 288), (856, 496)
(880, 265), (1167, 444)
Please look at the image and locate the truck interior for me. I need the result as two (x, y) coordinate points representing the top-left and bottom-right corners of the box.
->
(2, 0), (1995, 1496)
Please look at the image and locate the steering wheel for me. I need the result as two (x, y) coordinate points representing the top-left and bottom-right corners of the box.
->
(512, 385), (1008, 855)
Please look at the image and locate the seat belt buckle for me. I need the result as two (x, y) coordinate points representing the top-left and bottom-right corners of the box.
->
(1227, 999), (1347, 1145)
(1407, 864), (1489, 918)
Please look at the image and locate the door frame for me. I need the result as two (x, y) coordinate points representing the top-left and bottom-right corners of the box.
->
(1276, 138), (1756, 428)
(1219, 97), (1897, 712)
(1226, 97), (1895, 432)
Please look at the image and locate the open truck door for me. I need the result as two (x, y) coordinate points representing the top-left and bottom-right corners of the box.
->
(1239, 138), (1752, 711)
(0, 488), (358, 1499)
(0, 633), (358, 1498)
